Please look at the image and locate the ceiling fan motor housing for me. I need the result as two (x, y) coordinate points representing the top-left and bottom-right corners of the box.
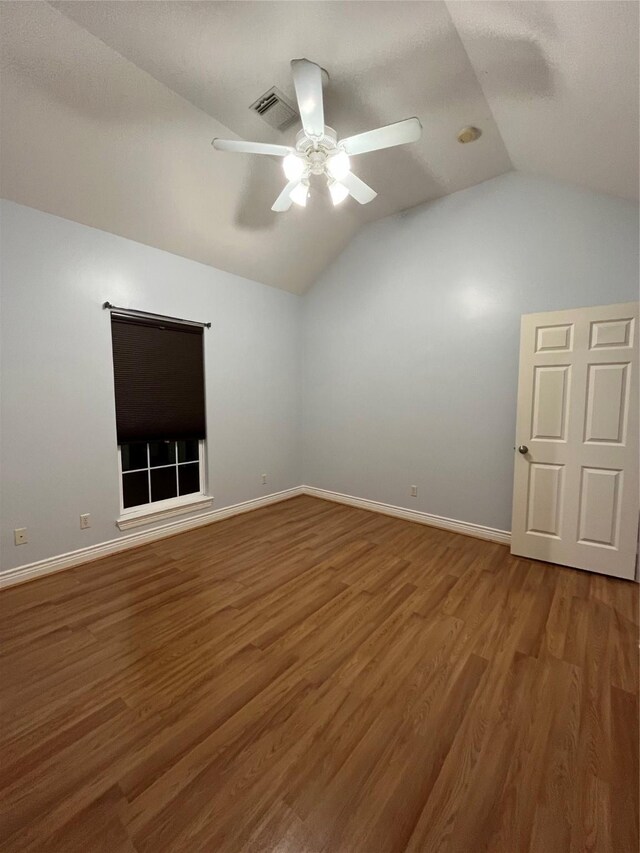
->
(294, 127), (342, 175)
(296, 124), (337, 152)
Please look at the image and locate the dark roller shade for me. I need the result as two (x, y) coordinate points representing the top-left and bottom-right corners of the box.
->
(111, 315), (206, 443)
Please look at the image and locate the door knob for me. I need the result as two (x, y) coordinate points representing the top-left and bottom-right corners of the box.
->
(518, 445), (529, 454)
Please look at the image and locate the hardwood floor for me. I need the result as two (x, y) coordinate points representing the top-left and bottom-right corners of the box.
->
(0, 495), (637, 852)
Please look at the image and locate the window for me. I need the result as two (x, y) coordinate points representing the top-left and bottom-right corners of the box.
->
(119, 439), (205, 510)
(110, 312), (211, 525)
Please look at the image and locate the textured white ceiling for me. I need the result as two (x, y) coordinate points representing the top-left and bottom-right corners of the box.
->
(0, 1), (637, 293)
(447, 1), (639, 202)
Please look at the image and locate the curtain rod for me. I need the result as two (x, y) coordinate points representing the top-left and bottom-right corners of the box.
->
(103, 302), (211, 329)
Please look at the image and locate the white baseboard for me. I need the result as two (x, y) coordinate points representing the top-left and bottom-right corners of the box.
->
(1, 484), (510, 590)
(301, 486), (511, 546)
(0, 487), (303, 590)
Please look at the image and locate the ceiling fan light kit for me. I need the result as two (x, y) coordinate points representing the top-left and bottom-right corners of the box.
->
(212, 58), (423, 213)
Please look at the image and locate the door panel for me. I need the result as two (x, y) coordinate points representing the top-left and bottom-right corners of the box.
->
(589, 317), (634, 349)
(511, 302), (639, 579)
(577, 467), (621, 548)
(526, 463), (564, 537)
(583, 363), (629, 444)
(531, 365), (570, 441)
(535, 323), (574, 352)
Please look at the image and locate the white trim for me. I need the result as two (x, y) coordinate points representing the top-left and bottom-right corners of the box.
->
(116, 495), (213, 530)
(300, 486), (511, 545)
(0, 484), (511, 591)
(0, 487), (303, 590)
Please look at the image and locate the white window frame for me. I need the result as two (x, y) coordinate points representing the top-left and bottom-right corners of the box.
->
(116, 439), (212, 530)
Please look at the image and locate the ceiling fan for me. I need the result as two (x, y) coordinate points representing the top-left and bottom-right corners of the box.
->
(212, 59), (422, 212)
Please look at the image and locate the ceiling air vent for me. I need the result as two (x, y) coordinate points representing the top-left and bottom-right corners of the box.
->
(250, 87), (299, 132)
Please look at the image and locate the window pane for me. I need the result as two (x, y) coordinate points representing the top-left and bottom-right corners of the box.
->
(150, 466), (178, 502)
(149, 440), (176, 468)
(178, 462), (200, 496)
(177, 439), (199, 464)
(122, 471), (149, 508)
(121, 442), (148, 472)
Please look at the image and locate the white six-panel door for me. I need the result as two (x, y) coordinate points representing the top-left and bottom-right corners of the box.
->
(511, 302), (639, 580)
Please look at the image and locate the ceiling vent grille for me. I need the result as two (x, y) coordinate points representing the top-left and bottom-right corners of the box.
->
(249, 87), (299, 132)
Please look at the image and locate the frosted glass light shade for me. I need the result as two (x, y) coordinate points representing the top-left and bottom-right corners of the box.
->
(283, 154), (306, 182)
(327, 150), (350, 181)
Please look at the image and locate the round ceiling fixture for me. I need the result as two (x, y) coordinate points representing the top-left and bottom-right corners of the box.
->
(457, 126), (482, 144)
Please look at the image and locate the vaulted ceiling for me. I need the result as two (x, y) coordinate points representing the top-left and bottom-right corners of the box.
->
(1, 1), (638, 293)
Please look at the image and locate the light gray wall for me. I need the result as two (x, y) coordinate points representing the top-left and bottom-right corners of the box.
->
(301, 173), (639, 532)
(2, 173), (638, 574)
(0, 201), (301, 572)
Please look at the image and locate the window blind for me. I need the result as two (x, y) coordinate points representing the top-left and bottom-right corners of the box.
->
(110, 315), (206, 443)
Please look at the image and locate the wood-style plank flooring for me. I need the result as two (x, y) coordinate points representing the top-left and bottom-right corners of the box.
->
(0, 495), (638, 852)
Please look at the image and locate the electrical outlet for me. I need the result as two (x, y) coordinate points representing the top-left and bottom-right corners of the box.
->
(261, 474), (267, 485)
(410, 485), (418, 497)
(80, 513), (91, 529)
(14, 528), (27, 545)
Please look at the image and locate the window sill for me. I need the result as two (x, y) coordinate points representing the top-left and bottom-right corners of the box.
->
(116, 495), (213, 531)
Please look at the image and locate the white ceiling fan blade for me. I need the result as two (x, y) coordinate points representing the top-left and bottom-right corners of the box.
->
(212, 138), (293, 157)
(340, 117), (422, 156)
(291, 59), (325, 139)
(271, 180), (300, 212)
(339, 171), (377, 204)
